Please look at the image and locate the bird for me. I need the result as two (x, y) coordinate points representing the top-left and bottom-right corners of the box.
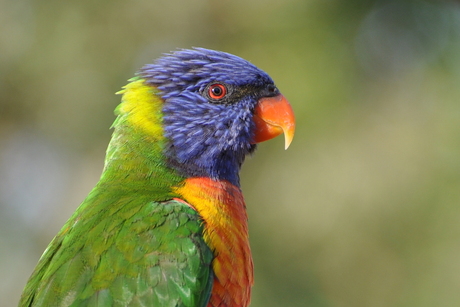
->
(19, 47), (295, 307)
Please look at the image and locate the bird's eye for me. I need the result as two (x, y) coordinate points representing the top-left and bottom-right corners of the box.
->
(208, 83), (227, 100)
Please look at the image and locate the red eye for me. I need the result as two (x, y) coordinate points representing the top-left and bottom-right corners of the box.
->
(208, 83), (227, 100)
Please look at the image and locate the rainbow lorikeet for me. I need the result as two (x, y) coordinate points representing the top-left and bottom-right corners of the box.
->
(19, 48), (295, 307)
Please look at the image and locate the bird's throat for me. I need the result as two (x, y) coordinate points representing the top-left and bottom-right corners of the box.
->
(174, 178), (253, 307)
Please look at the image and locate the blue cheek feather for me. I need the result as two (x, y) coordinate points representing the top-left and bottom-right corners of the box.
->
(161, 93), (256, 186)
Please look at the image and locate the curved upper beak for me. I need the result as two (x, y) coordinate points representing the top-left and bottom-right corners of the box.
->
(252, 94), (295, 149)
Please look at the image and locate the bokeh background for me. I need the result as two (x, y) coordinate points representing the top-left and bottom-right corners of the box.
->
(2, 0), (460, 306)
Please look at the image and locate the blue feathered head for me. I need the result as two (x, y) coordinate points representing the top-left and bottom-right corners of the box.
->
(140, 48), (292, 186)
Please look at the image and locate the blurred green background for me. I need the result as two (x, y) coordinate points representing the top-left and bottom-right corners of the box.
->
(2, 0), (460, 306)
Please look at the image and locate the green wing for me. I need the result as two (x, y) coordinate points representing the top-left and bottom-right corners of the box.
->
(19, 193), (213, 307)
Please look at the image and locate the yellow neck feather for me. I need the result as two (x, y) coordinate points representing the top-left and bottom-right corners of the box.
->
(115, 78), (164, 140)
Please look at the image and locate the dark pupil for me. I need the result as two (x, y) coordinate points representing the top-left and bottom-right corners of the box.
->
(268, 84), (277, 93)
(212, 86), (222, 96)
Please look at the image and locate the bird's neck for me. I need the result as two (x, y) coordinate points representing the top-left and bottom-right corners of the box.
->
(164, 148), (244, 187)
(174, 177), (253, 307)
(98, 79), (184, 199)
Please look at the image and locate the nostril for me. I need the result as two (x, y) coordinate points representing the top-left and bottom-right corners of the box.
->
(267, 84), (279, 95)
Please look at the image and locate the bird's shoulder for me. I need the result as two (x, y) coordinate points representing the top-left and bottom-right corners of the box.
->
(19, 196), (213, 307)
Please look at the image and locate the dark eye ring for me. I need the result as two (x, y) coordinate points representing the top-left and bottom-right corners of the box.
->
(207, 83), (227, 100)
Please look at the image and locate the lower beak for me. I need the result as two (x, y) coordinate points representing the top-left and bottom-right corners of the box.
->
(252, 94), (295, 149)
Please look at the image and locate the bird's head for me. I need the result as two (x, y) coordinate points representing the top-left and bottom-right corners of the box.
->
(115, 48), (295, 187)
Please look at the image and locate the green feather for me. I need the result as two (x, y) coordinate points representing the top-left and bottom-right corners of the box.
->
(20, 195), (213, 306)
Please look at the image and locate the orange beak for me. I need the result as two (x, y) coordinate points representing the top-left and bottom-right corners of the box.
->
(252, 94), (295, 149)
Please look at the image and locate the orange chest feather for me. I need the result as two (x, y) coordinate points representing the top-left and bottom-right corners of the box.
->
(174, 178), (253, 307)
